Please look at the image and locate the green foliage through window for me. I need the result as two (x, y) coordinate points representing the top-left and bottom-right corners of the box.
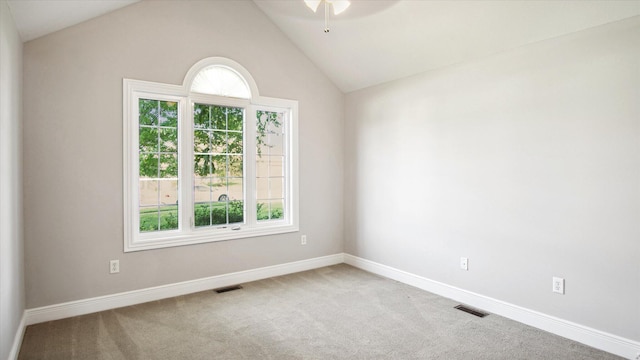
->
(193, 104), (244, 228)
(138, 98), (179, 232)
(194, 201), (244, 226)
(256, 110), (285, 222)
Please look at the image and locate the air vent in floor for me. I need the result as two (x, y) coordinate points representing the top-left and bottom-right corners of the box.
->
(214, 285), (243, 293)
(454, 305), (489, 318)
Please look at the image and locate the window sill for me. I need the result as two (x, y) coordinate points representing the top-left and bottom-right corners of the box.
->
(124, 223), (299, 252)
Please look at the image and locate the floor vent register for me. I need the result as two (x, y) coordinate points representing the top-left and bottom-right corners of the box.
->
(454, 305), (489, 318)
(214, 285), (243, 294)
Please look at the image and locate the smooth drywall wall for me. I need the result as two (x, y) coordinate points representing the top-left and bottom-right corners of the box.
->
(0, 0), (25, 358)
(23, 0), (343, 308)
(345, 17), (639, 341)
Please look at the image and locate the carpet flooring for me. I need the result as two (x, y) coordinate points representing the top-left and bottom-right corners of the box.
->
(18, 264), (622, 359)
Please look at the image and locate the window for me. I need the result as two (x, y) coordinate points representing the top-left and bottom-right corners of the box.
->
(256, 109), (286, 221)
(193, 104), (245, 227)
(124, 57), (298, 252)
(138, 98), (180, 232)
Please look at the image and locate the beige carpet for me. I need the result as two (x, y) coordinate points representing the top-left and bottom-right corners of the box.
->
(19, 264), (622, 359)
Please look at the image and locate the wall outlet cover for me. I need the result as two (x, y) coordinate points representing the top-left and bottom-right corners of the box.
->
(110, 260), (120, 274)
(552, 277), (564, 294)
(460, 257), (468, 271)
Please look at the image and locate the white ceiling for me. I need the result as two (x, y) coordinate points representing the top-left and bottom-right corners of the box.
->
(255, 0), (640, 92)
(6, 0), (640, 93)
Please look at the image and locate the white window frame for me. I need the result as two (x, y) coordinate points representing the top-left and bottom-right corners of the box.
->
(123, 57), (299, 252)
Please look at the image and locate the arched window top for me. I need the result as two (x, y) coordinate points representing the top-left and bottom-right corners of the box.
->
(183, 57), (259, 99)
(191, 65), (250, 98)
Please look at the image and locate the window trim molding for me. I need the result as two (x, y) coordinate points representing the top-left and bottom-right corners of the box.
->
(123, 58), (299, 252)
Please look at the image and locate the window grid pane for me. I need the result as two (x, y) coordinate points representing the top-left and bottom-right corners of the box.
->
(138, 99), (179, 233)
(193, 104), (244, 227)
(256, 110), (286, 221)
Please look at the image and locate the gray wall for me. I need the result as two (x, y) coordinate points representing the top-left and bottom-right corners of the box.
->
(344, 17), (639, 341)
(0, 1), (25, 358)
(23, 0), (344, 308)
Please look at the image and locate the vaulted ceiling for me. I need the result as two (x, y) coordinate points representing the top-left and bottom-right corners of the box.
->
(6, 0), (640, 92)
(255, 0), (639, 92)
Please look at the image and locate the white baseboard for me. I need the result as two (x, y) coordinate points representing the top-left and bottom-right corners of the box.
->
(19, 253), (639, 359)
(344, 254), (640, 360)
(25, 253), (344, 326)
(8, 313), (26, 360)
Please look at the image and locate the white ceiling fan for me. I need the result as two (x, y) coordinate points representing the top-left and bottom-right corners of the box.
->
(304, 0), (351, 33)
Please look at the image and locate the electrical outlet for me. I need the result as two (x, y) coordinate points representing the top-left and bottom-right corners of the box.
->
(110, 260), (120, 274)
(552, 277), (564, 294)
(301, 235), (307, 245)
(460, 257), (468, 271)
